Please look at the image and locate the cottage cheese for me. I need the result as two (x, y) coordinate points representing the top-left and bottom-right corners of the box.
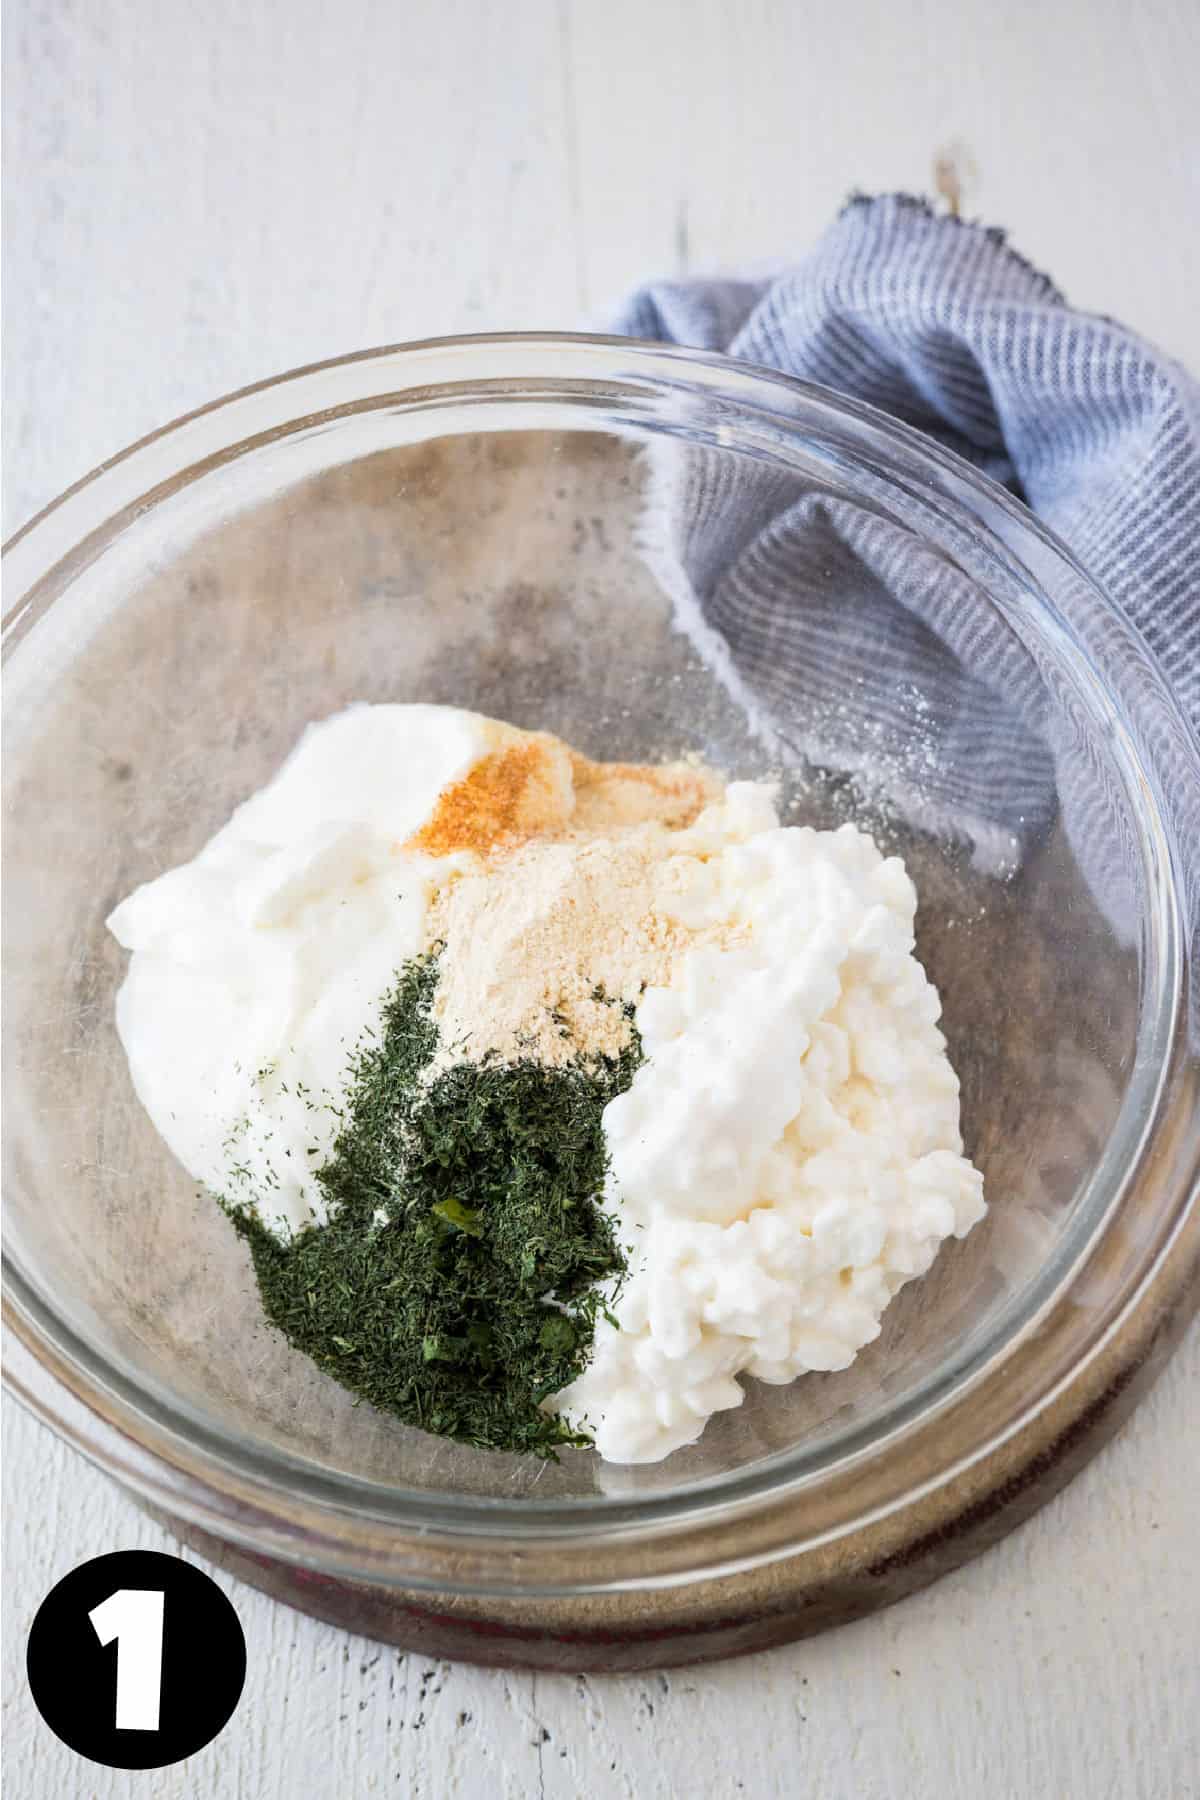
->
(554, 787), (985, 1463)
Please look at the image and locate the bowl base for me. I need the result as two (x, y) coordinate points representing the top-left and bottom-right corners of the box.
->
(139, 1271), (1189, 1674)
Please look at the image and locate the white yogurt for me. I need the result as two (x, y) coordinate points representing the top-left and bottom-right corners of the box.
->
(107, 704), (502, 1232)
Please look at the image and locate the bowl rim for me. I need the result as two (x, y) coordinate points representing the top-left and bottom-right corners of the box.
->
(4, 332), (1198, 1596)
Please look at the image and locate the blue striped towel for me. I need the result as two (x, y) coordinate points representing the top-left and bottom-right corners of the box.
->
(614, 194), (1200, 951)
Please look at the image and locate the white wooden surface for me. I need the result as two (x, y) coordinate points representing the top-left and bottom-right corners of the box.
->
(4, 2), (1199, 1795)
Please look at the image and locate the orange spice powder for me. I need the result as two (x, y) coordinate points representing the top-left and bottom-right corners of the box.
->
(407, 736), (720, 860)
(406, 742), (559, 858)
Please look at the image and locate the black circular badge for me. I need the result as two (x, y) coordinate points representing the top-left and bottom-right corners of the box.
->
(26, 1550), (246, 1769)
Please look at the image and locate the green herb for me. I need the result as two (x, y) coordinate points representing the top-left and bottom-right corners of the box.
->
(430, 1196), (483, 1237)
(223, 954), (637, 1458)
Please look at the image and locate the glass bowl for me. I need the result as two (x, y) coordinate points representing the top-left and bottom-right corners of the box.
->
(4, 336), (1198, 1670)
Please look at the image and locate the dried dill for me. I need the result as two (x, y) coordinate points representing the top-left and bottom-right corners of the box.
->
(223, 954), (637, 1458)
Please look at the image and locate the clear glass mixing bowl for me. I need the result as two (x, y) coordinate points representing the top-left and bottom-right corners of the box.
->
(4, 337), (1198, 1612)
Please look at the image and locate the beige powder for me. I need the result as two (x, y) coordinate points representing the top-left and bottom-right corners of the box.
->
(425, 809), (743, 1072)
(568, 753), (722, 835)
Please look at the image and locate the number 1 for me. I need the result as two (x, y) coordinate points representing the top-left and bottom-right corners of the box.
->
(88, 1589), (165, 1731)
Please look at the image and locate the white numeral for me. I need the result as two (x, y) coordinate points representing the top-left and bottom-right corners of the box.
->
(88, 1588), (165, 1731)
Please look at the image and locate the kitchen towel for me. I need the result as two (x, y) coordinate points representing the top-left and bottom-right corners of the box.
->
(613, 193), (1199, 950)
